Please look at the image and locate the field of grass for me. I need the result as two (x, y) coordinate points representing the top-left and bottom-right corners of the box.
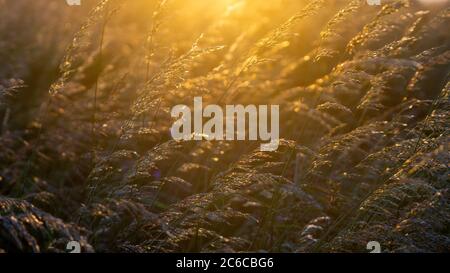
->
(0, 0), (449, 252)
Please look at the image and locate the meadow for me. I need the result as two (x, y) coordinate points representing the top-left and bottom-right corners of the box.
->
(0, 0), (449, 252)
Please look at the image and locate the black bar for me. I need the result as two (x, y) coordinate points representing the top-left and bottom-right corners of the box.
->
(0, 253), (445, 272)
